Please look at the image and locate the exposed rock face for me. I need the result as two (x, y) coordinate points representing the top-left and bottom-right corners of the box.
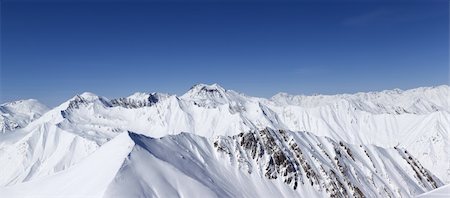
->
(61, 93), (111, 118)
(0, 116), (20, 132)
(111, 93), (161, 108)
(214, 128), (442, 197)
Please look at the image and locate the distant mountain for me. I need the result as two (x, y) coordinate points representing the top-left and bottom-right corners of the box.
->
(271, 85), (449, 114)
(0, 84), (448, 197)
(0, 99), (49, 133)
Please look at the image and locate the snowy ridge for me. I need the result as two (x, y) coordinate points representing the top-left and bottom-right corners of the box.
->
(416, 184), (450, 197)
(0, 130), (442, 197)
(214, 128), (441, 197)
(104, 131), (307, 198)
(52, 84), (449, 181)
(0, 84), (448, 197)
(0, 120), (101, 186)
(271, 85), (449, 114)
(111, 92), (170, 108)
(0, 132), (134, 197)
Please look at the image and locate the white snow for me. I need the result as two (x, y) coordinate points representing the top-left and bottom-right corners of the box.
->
(0, 132), (134, 197)
(416, 184), (450, 197)
(0, 84), (448, 197)
(0, 99), (49, 133)
(0, 130), (441, 197)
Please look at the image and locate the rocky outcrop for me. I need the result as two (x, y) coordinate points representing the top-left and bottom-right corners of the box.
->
(111, 93), (160, 108)
(214, 128), (443, 197)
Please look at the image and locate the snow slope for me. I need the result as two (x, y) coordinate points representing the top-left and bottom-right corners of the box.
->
(214, 128), (442, 197)
(0, 130), (441, 197)
(0, 132), (134, 197)
(0, 93), (121, 186)
(104, 131), (316, 198)
(416, 184), (450, 197)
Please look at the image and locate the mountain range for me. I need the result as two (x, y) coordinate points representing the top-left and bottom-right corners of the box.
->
(0, 84), (448, 197)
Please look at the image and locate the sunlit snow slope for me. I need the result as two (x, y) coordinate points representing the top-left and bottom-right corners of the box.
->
(0, 130), (442, 197)
(416, 184), (450, 197)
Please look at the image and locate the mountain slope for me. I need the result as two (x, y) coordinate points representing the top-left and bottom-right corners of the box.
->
(0, 132), (134, 197)
(213, 128), (442, 197)
(0, 84), (447, 196)
(53, 84), (450, 182)
(416, 184), (450, 197)
(0, 129), (442, 197)
(0, 93), (121, 186)
(0, 119), (102, 186)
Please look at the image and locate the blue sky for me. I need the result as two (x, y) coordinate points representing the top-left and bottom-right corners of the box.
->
(1, 0), (448, 106)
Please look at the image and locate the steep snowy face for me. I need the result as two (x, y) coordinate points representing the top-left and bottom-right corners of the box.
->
(57, 93), (127, 143)
(0, 93), (110, 186)
(0, 124), (101, 186)
(182, 83), (228, 101)
(214, 128), (442, 197)
(180, 83), (253, 108)
(0, 100), (49, 133)
(0, 93), (126, 187)
(64, 92), (112, 110)
(110, 92), (171, 108)
(104, 131), (315, 198)
(0, 132), (135, 197)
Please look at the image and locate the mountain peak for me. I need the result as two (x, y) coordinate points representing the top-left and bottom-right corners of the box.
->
(110, 92), (171, 109)
(0, 99), (49, 133)
(127, 92), (151, 100)
(61, 92), (112, 111)
(182, 83), (227, 99)
(76, 92), (100, 100)
(1, 99), (48, 110)
(190, 83), (225, 92)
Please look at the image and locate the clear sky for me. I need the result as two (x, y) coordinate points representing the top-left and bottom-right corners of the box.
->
(1, 0), (448, 107)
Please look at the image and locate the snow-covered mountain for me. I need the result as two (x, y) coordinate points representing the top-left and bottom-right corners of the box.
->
(0, 99), (49, 133)
(0, 129), (442, 197)
(271, 85), (449, 114)
(0, 84), (448, 197)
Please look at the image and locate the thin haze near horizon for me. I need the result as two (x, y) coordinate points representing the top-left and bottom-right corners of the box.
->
(1, 0), (448, 107)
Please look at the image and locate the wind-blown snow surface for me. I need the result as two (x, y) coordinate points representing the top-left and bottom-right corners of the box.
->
(0, 84), (448, 197)
(416, 184), (450, 197)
